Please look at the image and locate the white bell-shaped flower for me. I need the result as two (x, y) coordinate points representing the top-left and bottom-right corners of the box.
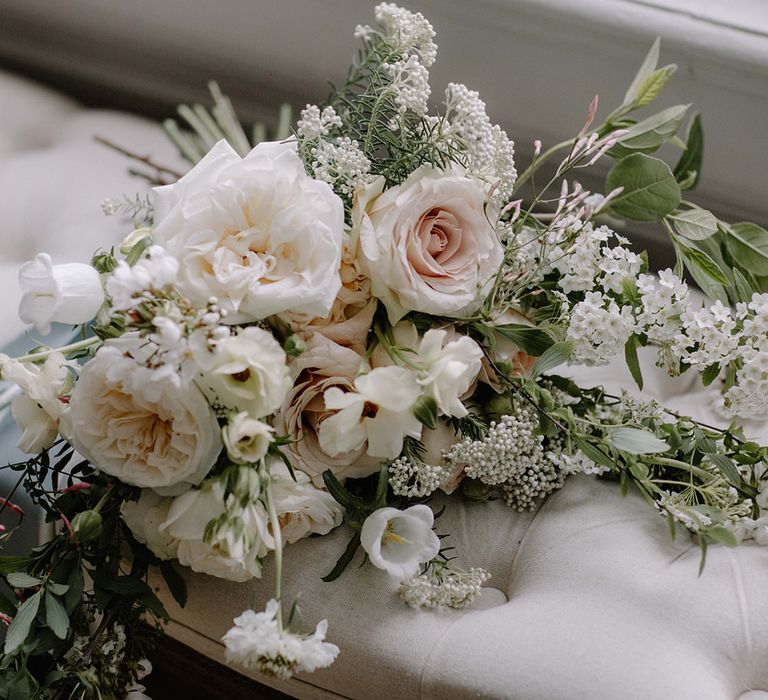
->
(18, 253), (105, 335)
(360, 504), (441, 579)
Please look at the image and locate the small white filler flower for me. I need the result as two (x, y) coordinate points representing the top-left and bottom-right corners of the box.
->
(222, 599), (339, 679)
(360, 504), (441, 579)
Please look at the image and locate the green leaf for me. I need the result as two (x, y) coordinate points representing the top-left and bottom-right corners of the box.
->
(412, 395), (438, 429)
(633, 66), (676, 109)
(675, 240), (728, 291)
(322, 470), (355, 510)
(606, 154), (681, 222)
(701, 363), (720, 387)
(673, 113), (703, 190)
(732, 268), (756, 303)
(493, 325), (554, 356)
(668, 207), (717, 241)
(703, 525), (738, 547)
(623, 38), (661, 107)
(4, 592), (41, 655)
(573, 436), (615, 468)
(44, 592), (69, 640)
(616, 104), (688, 152)
(0, 557), (33, 575)
(705, 453), (741, 487)
(46, 583), (69, 597)
(160, 561), (187, 608)
(322, 532), (361, 582)
(624, 335), (644, 390)
(6, 573), (41, 589)
(724, 222), (768, 276)
(608, 427), (669, 455)
(531, 341), (573, 377)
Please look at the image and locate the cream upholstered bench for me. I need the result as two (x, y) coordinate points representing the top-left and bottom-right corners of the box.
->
(2, 69), (768, 700)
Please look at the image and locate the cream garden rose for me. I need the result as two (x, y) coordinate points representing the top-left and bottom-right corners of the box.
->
(153, 139), (345, 322)
(120, 491), (179, 560)
(354, 165), (504, 322)
(65, 336), (221, 494)
(273, 334), (379, 486)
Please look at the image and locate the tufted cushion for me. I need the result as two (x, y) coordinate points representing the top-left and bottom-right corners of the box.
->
(154, 350), (768, 699)
(2, 69), (767, 699)
(0, 69), (182, 349)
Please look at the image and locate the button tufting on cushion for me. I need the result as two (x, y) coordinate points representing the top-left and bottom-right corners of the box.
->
(737, 693), (768, 700)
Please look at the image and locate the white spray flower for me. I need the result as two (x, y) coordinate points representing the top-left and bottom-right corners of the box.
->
(222, 412), (274, 464)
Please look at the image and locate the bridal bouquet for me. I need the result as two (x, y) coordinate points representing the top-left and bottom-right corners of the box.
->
(2, 3), (768, 697)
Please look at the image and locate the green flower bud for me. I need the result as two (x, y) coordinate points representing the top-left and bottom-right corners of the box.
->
(284, 334), (307, 357)
(71, 511), (103, 543)
(412, 395), (438, 429)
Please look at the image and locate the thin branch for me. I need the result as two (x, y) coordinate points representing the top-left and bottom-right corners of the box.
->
(93, 136), (185, 181)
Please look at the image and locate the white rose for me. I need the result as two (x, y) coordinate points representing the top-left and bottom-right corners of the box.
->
(65, 336), (221, 494)
(1, 352), (73, 453)
(198, 326), (290, 419)
(18, 253), (105, 335)
(360, 505), (441, 579)
(319, 366), (422, 460)
(354, 166), (503, 322)
(120, 490), (179, 560)
(273, 333), (379, 486)
(222, 412), (274, 464)
(153, 139), (345, 322)
(162, 480), (274, 582)
(270, 461), (343, 544)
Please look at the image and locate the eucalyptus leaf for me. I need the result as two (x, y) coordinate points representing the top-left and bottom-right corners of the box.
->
(673, 113), (703, 190)
(616, 104), (688, 152)
(4, 592), (40, 655)
(724, 222), (768, 276)
(531, 341), (573, 377)
(623, 38), (660, 107)
(44, 592), (69, 640)
(6, 573), (41, 589)
(608, 427), (669, 455)
(606, 154), (681, 222)
(668, 207), (717, 241)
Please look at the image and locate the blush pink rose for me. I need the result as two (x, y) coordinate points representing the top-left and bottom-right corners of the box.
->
(354, 166), (504, 322)
(273, 334), (379, 487)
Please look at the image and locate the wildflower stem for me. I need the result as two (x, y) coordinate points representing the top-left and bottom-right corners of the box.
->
(514, 138), (575, 190)
(265, 471), (284, 633)
(11, 336), (101, 365)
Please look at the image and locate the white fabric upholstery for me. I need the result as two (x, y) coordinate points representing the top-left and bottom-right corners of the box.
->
(2, 69), (768, 699)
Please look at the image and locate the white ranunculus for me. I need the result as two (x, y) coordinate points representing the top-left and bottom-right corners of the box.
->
(319, 366), (422, 460)
(105, 245), (179, 311)
(353, 166), (503, 322)
(162, 480), (274, 582)
(65, 336), (221, 494)
(198, 326), (290, 419)
(18, 253), (105, 335)
(273, 333), (379, 486)
(270, 461), (343, 544)
(360, 505), (441, 579)
(223, 412), (274, 464)
(152, 139), (345, 322)
(120, 490), (179, 560)
(1, 352), (74, 453)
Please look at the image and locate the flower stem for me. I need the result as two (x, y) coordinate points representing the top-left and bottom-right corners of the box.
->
(265, 471), (284, 632)
(10, 336), (101, 365)
(513, 138), (575, 190)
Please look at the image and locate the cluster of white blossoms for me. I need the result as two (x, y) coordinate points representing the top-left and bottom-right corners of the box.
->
(310, 137), (374, 197)
(385, 55), (431, 118)
(636, 269), (690, 345)
(566, 291), (636, 365)
(295, 104), (342, 141)
(388, 456), (446, 498)
(105, 245), (179, 311)
(549, 449), (607, 477)
(399, 566), (491, 609)
(444, 405), (544, 486)
(373, 2), (437, 66)
(674, 300), (739, 367)
(222, 600), (339, 680)
(444, 82), (517, 201)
